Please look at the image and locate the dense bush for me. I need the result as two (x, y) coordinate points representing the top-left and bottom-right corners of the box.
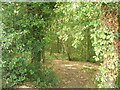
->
(1, 2), (119, 88)
(26, 62), (59, 87)
(1, 2), (59, 88)
(2, 55), (59, 88)
(2, 56), (28, 88)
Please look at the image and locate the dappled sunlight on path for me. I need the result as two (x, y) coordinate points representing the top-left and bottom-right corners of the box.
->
(52, 59), (100, 88)
(15, 59), (100, 88)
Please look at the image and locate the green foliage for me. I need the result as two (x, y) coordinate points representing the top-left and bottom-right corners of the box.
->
(2, 54), (59, 88)
(26, 62), (59, 87)
(50, 2), (103, 62)
(1, 2), (56, 61)
(52, 2), (119, 88)
(115, 74), (120, 88)
(1, 2), (119, 88)
(83, 68), (97, 73)
(2, 56), (28, 88)
(1, 2), (59, 88)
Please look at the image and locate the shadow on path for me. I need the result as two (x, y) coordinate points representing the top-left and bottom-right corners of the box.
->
(51, 59), (99, 88)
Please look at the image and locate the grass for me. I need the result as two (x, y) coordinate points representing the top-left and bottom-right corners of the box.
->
(85, 68), (97, 73)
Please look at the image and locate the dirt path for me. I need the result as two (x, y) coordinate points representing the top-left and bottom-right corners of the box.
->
(51, 59), (100, 88)
(15, 59), (100, 88)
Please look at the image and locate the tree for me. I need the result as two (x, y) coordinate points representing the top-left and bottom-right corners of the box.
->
(2, 2), (56, 63)
(52, 2), (119, 88)
(1, 2), (59, 88)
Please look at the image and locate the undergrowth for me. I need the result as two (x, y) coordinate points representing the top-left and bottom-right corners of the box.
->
(2, 55), (59, 88)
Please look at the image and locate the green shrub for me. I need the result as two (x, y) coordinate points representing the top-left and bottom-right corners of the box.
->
(2, 56), (28, 88)
(2, 56), (59, 88)
(26, 62), (59, 87)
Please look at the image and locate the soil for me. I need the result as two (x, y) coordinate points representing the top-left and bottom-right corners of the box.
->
(51, 59), (99, 88)
(15, 59), (100, 88)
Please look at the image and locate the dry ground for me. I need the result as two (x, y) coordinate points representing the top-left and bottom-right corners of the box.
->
(51, 59), (99, 88)
(15, 59), (100, 88)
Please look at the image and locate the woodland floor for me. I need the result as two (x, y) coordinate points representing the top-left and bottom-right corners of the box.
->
(15, 59), (100, 88)
(51, 59), (99, 88)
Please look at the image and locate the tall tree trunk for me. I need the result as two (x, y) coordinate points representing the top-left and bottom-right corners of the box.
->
(27, 4), (43, 63)
(62, 41), (71, 61)
(117, 11), (120, 88)
(42, 46), (45, 63)
(57, 37), (60, 53)
(61, 41), (65, 55)
(66, 41), (72, 61)
(31, 50), (41, 63)
(86, 30), (90, 62)
(67, 52), (71, 61)
(50, 43), (53, 56)
(30, 31), (43, 63)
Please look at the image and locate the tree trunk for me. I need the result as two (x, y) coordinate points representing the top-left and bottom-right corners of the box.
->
(67, 52), (71, 61)
(66, 42), (72, 61)
(42, 46), (45, 63)
(86, 30), (90, 62)
(50, 43), (52, 56)
(31, 50), (41, 63)
(62, 42), (71, 61)
(57, 37), (60, 53)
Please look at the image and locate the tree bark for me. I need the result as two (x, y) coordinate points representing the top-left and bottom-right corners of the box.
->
(31, 50), (41, 63)
(86, 30), (90, 62)
(42, 46), (45, 63)
(57, 37), (60, 53)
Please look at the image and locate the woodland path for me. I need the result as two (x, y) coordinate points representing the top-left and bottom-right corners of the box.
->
(15, 59), (100, 88)
(51, 59), (99, 88)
